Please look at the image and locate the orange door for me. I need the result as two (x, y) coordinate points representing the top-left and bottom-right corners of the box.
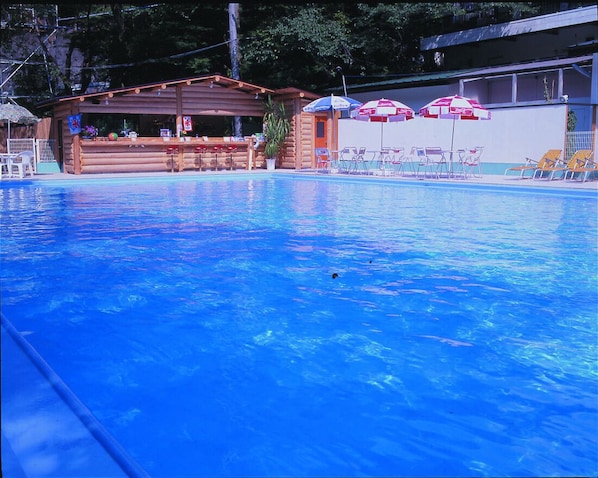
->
(314, 116), (327, 149)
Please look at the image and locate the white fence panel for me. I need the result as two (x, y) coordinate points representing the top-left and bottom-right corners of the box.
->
(7, 138), (36, 172)
(565, 131), (596, 162)
(36, 139), (58, 163)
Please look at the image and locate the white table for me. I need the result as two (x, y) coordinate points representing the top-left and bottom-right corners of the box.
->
(0, 153), (18, 178)
(441, 149), (462, 178)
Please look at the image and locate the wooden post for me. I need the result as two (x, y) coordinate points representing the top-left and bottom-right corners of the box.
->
(73, 133), (81, 174)
(175, 85), (183, 138)
(248, 137), (254, 170)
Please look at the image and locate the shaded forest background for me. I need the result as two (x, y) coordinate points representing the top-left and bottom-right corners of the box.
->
(1, 3), (543, 111)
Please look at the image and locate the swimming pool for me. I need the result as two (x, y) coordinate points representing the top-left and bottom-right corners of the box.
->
(1, 174), (597, 477)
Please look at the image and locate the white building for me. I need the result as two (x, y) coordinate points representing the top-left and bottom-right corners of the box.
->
(338, 5), (597, 174)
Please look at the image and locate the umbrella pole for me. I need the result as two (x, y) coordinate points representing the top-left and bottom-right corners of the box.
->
(450, 117), (456, 151)
(7, 120), (10, 153)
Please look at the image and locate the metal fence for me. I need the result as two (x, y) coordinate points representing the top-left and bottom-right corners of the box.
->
(7, 138), (35, 156)
(36, 139), (58, 163)
(565, 131), (596, 162)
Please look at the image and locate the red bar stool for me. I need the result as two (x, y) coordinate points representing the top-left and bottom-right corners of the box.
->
(165, 146), (179, 172)
(212, 145), (223, 170)
(225, 144), (238, 170)
(194, 145), (208, 171)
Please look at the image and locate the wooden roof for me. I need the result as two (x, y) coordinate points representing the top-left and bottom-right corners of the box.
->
(37, 74), (277, 108)
(273, 87), (321, 101)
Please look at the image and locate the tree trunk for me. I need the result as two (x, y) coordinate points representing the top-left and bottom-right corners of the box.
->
(228, 3), (242, 137)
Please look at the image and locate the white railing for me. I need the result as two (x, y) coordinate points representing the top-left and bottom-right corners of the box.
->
(565, 131), (596, 162)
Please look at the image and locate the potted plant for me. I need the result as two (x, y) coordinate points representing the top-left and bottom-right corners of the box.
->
(81, 124), (99, 140)
(263, 96), (291, 170)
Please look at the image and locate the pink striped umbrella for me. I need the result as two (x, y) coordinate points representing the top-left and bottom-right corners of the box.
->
(351, 98), (414, 149)
(419, 95), (491, 151)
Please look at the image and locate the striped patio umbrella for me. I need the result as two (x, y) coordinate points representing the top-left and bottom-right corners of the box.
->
(351, 98), (415, 149)
(302, 94), (362, 113)
(419, 95), (491, 151)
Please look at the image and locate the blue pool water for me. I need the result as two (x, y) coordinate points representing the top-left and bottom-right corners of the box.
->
(1, 175), (597, 477)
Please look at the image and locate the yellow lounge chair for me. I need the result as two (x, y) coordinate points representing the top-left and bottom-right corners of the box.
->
(563, 150), (596, 182)
(504, 149), (562, 178)
(532, 154), (570, 180)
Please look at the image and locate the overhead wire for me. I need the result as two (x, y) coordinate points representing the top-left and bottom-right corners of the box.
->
(1, 38), (234, 72)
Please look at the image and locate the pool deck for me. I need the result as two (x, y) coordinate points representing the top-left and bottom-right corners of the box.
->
(3, 169), (598, 191)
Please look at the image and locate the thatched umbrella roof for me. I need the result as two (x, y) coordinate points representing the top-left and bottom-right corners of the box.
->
(0, 102), (40, 125)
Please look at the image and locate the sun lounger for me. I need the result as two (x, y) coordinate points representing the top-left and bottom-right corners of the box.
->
(563, 150), (596, 182)
(504, 149), (562, 178)
(532, 154), (568, 180)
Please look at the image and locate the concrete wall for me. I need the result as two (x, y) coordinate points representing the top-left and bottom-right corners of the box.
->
(338, 103), (569, 174)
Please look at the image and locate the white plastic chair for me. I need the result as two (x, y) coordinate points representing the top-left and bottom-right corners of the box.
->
(10, 151), (35, 178)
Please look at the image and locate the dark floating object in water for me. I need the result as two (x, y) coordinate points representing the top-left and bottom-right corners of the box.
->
(332, 273), (339, 279)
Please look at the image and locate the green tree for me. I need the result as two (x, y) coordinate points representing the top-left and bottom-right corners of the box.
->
(241, 4), (353, 91)
(0, 2), (545, 105)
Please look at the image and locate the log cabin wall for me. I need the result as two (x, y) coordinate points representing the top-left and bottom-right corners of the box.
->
(288, 96), (318, 170)
(76, 137), (256, 174)
(53, 102), (77, 173)
(298, 104), (317, 169)
(271, 88), (321, 170)
(278, 97), (296, 170)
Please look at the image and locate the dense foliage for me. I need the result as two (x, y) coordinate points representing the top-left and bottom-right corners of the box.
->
(0, 2), (542, 109)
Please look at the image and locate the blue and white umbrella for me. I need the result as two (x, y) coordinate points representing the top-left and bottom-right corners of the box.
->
(303, 94), (361, 113)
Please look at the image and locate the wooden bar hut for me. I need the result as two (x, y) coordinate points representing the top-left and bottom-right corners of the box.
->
(38, 75), (322, 174)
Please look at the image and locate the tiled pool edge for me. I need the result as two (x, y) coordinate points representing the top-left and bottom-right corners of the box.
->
(1, 314), (151, 478)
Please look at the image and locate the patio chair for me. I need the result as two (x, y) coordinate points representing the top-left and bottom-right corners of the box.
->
(335, 146), (355, 173)
(9, 150), (35, 178)
(563, 150), (596, 182)
(387, 146), (408, 175)
(352, 147), (368, 175)
(423, 147), (448, 179)
(315, 148), (332, 172)
(504, 149), (561, 178)
(458, 146), (483, 178)
(411, 147), (428, 178)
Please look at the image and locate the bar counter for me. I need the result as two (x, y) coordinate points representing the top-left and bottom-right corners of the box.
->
(69, 136), (263, 174)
